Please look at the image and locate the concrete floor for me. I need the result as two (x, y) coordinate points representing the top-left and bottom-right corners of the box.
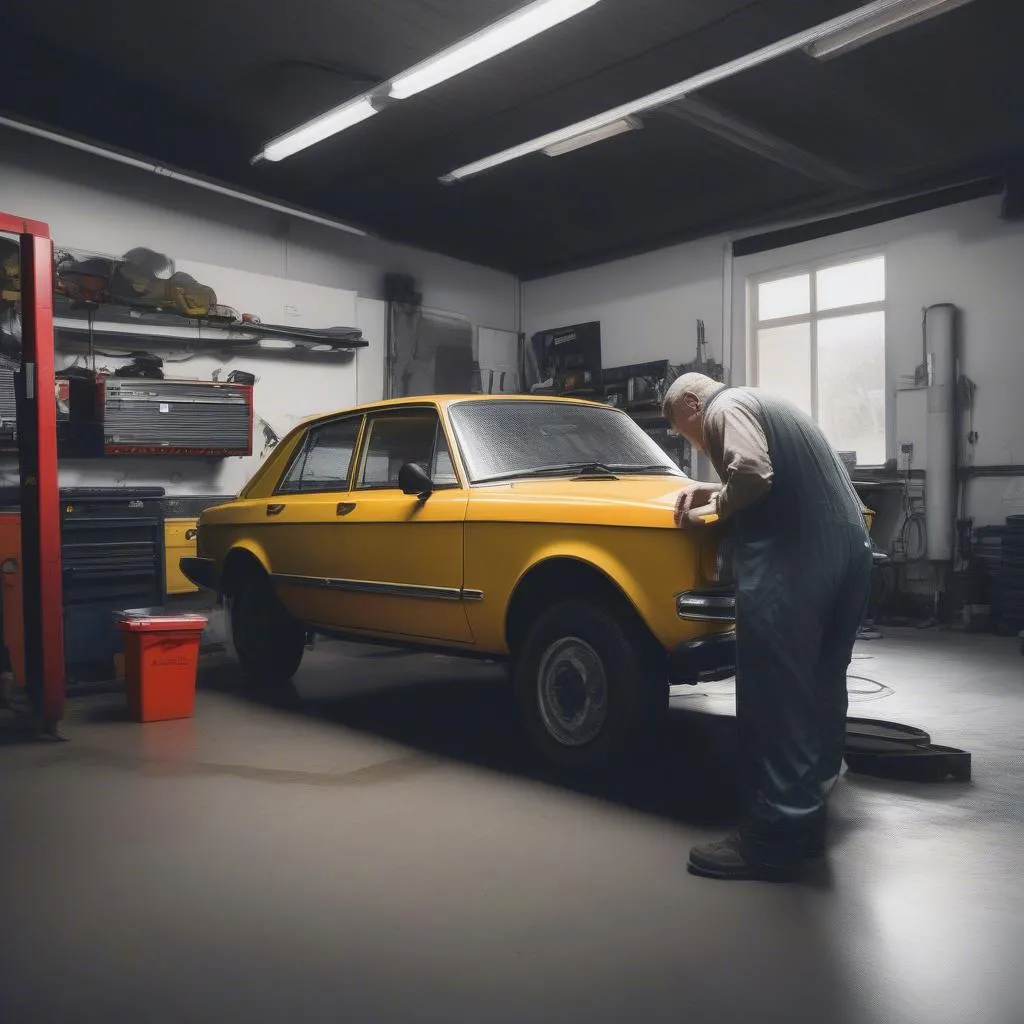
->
(1, 628), (1022, 1024)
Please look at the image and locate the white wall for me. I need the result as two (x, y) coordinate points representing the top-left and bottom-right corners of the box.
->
(522, 195), (1024, 526)
(731, 196), (1024, 527)
(0, 130), (518, 327)
(0, 128), (517, 497)
(522, 234), (729, 372)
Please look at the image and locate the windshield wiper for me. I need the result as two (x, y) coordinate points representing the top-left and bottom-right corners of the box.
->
(476, 462), (619, 483)
(475, 462), (677, 484)
(610, 463), (679, 475)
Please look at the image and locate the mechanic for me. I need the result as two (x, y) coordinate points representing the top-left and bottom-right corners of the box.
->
(663, 372), (872, 882)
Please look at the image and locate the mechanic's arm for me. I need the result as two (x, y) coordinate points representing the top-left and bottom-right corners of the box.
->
(703, 402), (773, 521)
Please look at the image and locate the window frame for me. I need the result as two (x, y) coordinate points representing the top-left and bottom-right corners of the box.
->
(273, 413), (366, 496)
(353, 404), (465, 492)
(749, 249), (887, 464)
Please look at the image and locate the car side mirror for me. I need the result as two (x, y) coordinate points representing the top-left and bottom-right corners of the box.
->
(398, 462), (434, 500)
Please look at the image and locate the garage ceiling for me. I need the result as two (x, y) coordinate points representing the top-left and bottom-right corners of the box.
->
(4, 0), (1020, 278)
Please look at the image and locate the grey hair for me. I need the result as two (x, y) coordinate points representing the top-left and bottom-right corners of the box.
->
(662, 372), (722, 419)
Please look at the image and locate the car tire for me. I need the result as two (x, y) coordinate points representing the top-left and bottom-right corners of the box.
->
(513, 598), (665, 774)
(229, 570), (306, 690)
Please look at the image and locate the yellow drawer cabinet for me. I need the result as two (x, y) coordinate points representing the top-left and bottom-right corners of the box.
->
(165, 518), (199, 595)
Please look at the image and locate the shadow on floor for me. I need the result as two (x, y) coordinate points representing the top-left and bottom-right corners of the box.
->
(64, 642), (967, 839)
(197, 647), (749, 828)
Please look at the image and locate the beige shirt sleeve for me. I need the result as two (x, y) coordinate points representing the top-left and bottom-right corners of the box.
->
(702, 394), (774, 521)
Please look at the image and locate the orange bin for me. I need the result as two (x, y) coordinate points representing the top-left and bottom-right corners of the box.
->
(115, 614), (208, 722)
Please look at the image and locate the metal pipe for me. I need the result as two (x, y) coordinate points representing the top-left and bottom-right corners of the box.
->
(0, 115), (368, 238)
(924, 303), (957, 561)
(959, 465), (1024, 478)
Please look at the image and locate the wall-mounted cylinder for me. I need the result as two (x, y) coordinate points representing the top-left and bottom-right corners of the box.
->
(924, 303), (957, 561)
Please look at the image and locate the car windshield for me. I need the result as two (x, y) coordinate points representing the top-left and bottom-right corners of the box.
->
(448, 400), (683, 483)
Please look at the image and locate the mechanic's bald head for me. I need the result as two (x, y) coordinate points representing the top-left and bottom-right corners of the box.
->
(663, 372), (721, 450)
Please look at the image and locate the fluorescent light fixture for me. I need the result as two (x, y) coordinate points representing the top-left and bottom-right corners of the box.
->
(440, 0), (973, 182)
(804, 0), (976, 59)
(256, 0), (601, 161)
(261, 97), (378, 162)
(542, 116), (641, 157)
(390, 0), (602, 100)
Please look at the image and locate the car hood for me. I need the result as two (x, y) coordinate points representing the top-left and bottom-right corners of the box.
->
(466, 475), (687, 528)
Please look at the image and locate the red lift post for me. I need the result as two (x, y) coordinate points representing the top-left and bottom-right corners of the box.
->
(0, 211), (65, 734)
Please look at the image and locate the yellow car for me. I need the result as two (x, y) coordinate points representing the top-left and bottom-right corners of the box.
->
(182, 395), (736, 771)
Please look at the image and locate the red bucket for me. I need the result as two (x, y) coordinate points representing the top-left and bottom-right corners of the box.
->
(116, 614), (208, 723)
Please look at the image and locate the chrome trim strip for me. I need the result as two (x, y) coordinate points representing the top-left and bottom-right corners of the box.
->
(675, 591), (736, 622)
(273, 572), (483, 603)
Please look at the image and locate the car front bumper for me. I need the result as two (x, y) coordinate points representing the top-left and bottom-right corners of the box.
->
(675, 588), (735, 622)
(670, 631), (736, 685)
(180, 556), (218, 592)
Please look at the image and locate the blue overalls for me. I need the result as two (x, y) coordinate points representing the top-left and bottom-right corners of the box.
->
(704, 387), (873, 847)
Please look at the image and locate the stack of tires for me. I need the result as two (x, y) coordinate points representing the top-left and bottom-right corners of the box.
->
(998, 514), (1024, 635)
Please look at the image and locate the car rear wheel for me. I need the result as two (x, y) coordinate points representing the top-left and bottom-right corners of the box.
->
(229, 570), (306, 690)
(513, 599), (665, 774)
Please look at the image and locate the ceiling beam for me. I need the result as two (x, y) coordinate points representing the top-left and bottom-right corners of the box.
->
(658, 97), (879, 191)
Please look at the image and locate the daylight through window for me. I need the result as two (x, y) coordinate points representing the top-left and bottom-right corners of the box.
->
(752, 254), (886, 466)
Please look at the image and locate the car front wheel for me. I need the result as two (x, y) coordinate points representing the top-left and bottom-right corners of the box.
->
(513, 599), (665, 774)
(228, 570), (306, 690)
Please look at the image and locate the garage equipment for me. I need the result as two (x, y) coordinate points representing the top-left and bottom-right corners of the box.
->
(0, 486), (166, 684)
(161, 495), (235, 595)
(59, 374), (253, 457)
(843, 717), (971, 781)
(2, 210), (64, 733)
(998, 513), (1024, 631)
(0, 353), (18, 452)
(115, 612), (207, 722)
(61, 487), (165, 677)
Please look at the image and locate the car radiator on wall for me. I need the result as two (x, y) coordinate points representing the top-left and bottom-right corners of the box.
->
(95, 377), (253, 457)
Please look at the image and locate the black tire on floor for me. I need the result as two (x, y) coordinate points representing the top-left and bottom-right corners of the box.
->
(229, 569), (306, 690)
(512, 598), (665, 774)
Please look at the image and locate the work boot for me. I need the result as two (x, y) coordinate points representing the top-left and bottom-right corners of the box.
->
(688, 828), (802, 882)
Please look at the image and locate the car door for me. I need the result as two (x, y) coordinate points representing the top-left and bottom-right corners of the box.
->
(255, 413), (365, 630)
(333, 406), (472, 643)
(267, 405), (472, 644)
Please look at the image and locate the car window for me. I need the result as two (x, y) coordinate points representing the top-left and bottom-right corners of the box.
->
(278, 417), (361, 494)
(432, 436), (458, 485)
(358, 409), (457, 489)
(448, 400), (681, 483)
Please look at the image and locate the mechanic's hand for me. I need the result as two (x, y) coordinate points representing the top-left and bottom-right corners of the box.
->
(673, 483), (720, 527)
(683, 502), (719, 528)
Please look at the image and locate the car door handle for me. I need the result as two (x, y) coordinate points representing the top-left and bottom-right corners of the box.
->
(336, 502), (357, 517)
(266, 503), (285, 516)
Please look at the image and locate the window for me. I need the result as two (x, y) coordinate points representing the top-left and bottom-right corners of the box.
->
(752, 254), (886, 466)
(278, 416), (361, 493)
(358, 409), (458, 489)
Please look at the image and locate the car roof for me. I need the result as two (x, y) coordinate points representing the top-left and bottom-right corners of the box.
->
(298, 393), (619, 429)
